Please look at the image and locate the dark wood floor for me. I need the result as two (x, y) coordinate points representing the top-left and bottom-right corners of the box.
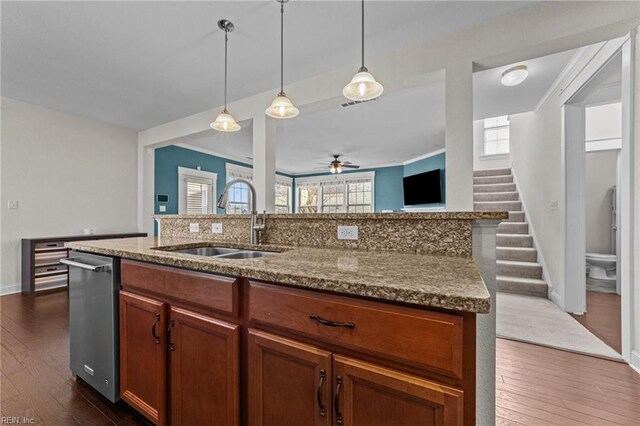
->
(2, 291), (639, 425)
(571, 291), (622, 354)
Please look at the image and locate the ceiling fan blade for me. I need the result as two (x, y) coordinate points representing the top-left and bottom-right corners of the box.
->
(342, 164), (360, 169)
(312, 166), (328, 170)
(341, 161), (353, 165)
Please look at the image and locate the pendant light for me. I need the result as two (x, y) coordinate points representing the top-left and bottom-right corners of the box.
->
(266, 0), (299, 119)
(343, 0), (383, 101)
(211, 19), (241, 132)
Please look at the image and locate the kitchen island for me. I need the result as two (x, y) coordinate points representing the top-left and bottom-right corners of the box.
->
(67, 211), (506, 426)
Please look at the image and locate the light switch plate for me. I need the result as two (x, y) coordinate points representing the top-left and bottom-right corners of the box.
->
(189, 223), (199, 233)
(212, 223), (223, 234)
(337, 225), (358, 240)
(7, 200), (18, 210)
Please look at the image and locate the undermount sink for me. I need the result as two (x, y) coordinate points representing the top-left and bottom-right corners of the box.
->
(215, 250), (276, 259)
(171, 247), (240, 256)
(166, 246), (277, 259)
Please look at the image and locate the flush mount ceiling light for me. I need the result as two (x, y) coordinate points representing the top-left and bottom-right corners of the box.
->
(211, 19), (241, 132)
(343, 0), (383, 101)
(266, 0), (299, 119)
(501, 65), (529, 87)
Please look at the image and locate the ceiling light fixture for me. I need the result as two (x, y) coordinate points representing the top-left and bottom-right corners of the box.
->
(501, 65), (528, 87)
(343, 0), (383, 101)
(211, 19), (241, 132)
(266, 0), (299, 119)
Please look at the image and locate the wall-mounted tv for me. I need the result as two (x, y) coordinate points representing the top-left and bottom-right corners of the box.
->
(403, 169), (442, 205)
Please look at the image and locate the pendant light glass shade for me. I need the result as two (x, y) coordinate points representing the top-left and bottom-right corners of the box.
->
(343, 69), (383, 101)
(266, 94), (299, 119)
(211, 110), (241, 132)
(267, 0), (299, 119)
(211, 19), (241, 133)
(343, 0), (383, 101)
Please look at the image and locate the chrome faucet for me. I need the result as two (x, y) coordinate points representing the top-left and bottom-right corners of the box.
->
(217, 178), (267, 245)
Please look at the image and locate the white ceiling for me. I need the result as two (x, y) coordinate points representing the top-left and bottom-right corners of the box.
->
(473, 48), (578, 120)
(178, 76), (445, 174)
(2, 1), (535, 130)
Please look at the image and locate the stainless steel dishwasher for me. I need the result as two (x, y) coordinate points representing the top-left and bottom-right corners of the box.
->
(61, 250), (120, 402)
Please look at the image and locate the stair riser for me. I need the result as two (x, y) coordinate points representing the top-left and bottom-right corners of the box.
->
(498, 223), (529, 234)
(475, 201), (522, 212)
(473, 168), (512, 178)
(496, 235), (533, 248)
(473, 175), (513, 185)
(474, 192), (519, 202)
(497, 263), (542, 279)
(504, 212), (525, 222)
(497, 280), (548, 297)
(497, 248), (538, 262)
(473, 183), (516, 193)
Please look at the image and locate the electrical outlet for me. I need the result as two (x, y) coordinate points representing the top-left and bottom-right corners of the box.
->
(212, 223), (223, 234)
(159, 205), (166, 213)
(189, 223), (200, 233)
(549, 200), (558, 211)
(337, 225), (358, 240)
(7, 200), (18, 210)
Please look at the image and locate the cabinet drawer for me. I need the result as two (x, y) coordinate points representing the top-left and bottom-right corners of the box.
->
(34, 250), (68, 266)
(249, 282), (464, 378)
(35, 241), (66, 251)
(34, 274), (68, 291)
(121, 260), (239, 316)
(35, 263), (68, 276)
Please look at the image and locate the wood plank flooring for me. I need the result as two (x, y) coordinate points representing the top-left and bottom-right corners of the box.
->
(2, 290), (639, 425)
(571, 291), (622, 354)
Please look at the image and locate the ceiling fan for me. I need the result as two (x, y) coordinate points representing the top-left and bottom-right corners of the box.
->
(315, 155), (361, 174)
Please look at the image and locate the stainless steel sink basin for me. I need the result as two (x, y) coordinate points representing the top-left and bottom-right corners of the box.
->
(165, 246), (278, 259)
(216, 251), (277, 259)
(170, 247), (240, 256)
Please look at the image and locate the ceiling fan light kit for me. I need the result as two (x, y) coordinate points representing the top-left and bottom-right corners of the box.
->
(266, 0), (299, 119)
(211, 19), (241, 132)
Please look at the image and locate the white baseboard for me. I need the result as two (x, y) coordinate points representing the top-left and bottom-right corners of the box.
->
(631, 350), (640, 375)
(1, 283), (22, 296)
(550, 290), (564, 309)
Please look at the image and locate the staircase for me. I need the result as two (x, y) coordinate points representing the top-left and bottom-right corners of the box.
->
(473, 168), (548, 298)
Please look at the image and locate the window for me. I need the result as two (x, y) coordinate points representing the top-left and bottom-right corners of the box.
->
(225, 163), (293, 214)
(295, 172), (375, 213)
(483, 115), (510, 156)
(178, 167), (217, 215)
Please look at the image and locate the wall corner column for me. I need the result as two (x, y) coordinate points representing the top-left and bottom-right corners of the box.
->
(252, 113), (276, 212)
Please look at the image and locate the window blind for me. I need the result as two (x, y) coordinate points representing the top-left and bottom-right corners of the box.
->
(185, 177), (213, 215)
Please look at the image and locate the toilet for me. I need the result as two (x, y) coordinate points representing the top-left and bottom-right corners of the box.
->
(585, 253), (617, 280)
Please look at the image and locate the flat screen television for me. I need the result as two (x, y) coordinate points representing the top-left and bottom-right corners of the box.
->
(403, 169), (442, 205)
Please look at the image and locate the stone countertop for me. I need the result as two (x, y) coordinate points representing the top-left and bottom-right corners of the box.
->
(66, 236), (491, 314)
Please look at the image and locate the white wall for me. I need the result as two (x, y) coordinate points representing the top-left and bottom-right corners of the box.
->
(585, 150), (617, 254)
(0, 98), (139, 294)
(586, 102), (623, 142)
(509, 101), (565, 300)
(633, 27), (640, 370)
(472, 119), (511, 171)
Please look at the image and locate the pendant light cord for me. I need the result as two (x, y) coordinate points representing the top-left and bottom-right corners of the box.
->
(224, 27), (228, 111)
(280, 1), (285, 96)
(360, 0), (365, 71)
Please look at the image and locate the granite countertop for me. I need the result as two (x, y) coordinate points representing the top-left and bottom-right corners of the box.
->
(66, 236), (491, 314)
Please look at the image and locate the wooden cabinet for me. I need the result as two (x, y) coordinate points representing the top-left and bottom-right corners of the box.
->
(248, 330), (463, 426)
(119, 291), (167, 425)
(333, 354), (463, 426)
(119, 291), (239, 425)
(248, 330), (332, 426)
(169, 307), (239, 426)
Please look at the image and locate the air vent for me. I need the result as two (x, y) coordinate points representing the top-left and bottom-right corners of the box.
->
(340, 97), (379, 108)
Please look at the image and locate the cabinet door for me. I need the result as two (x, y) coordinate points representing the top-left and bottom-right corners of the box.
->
(248, 330), (332, 426)
(168, 306), (239, 426)
(332, 355), (463, 426)
(119, 291), (167, 425)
